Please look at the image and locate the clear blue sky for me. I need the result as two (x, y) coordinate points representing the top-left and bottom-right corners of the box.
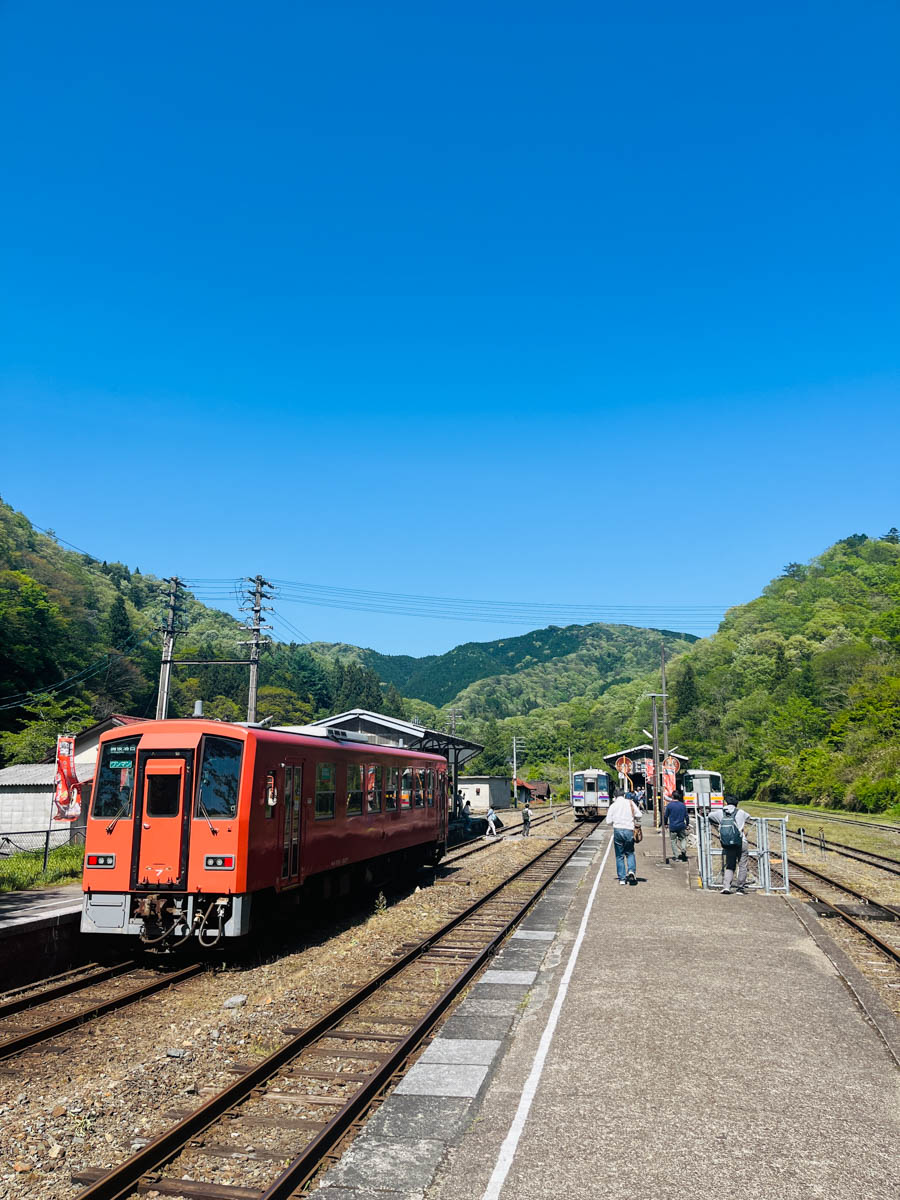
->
(1, 2), (898, 655)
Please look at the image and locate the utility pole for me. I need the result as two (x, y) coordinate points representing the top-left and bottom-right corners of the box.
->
(447, 708), (463, 819)
(155, 577), (183, 720)
(661, 644), (670, 861)
(240, 576), (273, 723)
(512, 735), (526, 806)
(568, 746), (573, 805)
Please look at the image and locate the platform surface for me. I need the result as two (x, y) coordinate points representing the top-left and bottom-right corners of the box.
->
(0, 880), (82, 935)
(313, 826), (899, 1200)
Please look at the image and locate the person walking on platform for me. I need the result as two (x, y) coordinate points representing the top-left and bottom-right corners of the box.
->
(522, 799), (532, 837)
(604, 789), (642, 885)
(710, 802), (751, 893)
(635, 786), (646, 811)
(485, 805), (499, 838)
(664, 787), (689, 861)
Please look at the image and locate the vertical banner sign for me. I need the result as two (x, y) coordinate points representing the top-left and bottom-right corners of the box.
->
(662, 754), (679, 798)
(53, 734), (81, 821)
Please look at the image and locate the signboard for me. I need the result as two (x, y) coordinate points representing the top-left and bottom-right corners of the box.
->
(663, 755), (681, 772)
(615, 755), (633, 774)
(645, 757), (655, 781)
(52, 734), (81, 821)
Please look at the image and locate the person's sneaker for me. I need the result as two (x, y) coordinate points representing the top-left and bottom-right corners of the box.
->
(721, 888), (733, 895)
(627, 871), (637, 885)
(618, 879), (628, 886)
(680, 853), (688, 862)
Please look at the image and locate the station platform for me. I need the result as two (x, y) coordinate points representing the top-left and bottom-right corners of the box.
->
(0, 882), (85, 988)
(313, 826), (899, 1200)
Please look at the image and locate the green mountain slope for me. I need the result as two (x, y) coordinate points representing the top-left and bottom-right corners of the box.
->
(308, 623), (698, 710)
(462, 532), (900, 814)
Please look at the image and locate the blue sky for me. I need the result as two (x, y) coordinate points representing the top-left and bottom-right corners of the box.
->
(1, 2), (898, 655)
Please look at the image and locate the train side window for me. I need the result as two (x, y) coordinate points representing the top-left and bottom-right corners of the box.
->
(385, 767), (399, 810)
(413, 768), (424, 807)
(347, 764), (364, 816)
(426, 768), (434, 806)
(400, 768), (412, 809)
(92, 737), (140, 819)
(366, 764), (383, 812)
(195, 736), (243, 820)
(315, 762), (336, 819)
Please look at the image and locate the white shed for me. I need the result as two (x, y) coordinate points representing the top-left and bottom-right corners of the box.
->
(458, 775), (512, 812)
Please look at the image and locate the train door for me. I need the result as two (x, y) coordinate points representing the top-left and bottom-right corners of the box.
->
(132, 751), (194, 889)
(281, 763), (302, 886)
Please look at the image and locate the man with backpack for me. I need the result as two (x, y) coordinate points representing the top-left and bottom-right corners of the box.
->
(711, 802), (751, 894)
(663, 787), (689, 861)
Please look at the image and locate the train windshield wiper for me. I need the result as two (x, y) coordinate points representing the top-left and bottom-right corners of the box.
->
(105, 797), (132, 834)
(198, 795), (218, 836)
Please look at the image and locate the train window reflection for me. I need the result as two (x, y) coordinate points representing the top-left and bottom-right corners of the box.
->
(147, 774), (180, 817)
(347, 764), (364, 815)
(316, 762), (336, 819)
(93, 738), (140, 819)
(366, 765), (383, 812)
(573, 774), (584, 792)
(400, 769), (412, 809)
(385, 767), (399, 810)
(195, 737), (242, 819)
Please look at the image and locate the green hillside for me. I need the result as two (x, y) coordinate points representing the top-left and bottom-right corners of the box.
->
(460, 532), (900, 815)
(0, 499), (398, 763)
(308, 623), (698, 710)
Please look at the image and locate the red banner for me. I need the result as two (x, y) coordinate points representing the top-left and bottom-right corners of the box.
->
(52, 734), (82, 821)
(662, 766), (677, 797)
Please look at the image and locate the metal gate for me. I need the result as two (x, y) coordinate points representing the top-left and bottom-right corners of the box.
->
(695, 813), (789, 894)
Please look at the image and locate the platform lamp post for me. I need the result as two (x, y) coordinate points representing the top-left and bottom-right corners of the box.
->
(644, 691), (668, 860)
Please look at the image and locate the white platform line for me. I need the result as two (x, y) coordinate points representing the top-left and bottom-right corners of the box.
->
(480, 836), (613, 1200)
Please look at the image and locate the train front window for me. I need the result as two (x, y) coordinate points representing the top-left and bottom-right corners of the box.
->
(710, 775), (722, 792)
(195, 736), (243, 819)
(573, 774), (584, 792)
(586, 778), (596, 793)
(93, 738), (140, 819)
(147, 774), (180, 817)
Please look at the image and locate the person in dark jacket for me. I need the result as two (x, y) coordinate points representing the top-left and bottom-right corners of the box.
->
(664, 789), (689, 861)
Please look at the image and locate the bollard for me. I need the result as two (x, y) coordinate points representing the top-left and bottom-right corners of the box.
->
(42, 828), (51, 873)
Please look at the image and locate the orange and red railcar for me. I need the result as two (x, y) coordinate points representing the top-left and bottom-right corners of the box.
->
(81, 719), (447, 947)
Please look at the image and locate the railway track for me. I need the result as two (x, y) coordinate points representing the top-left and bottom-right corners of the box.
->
(71, 823), (601, 1200)
(784, 858), (900, 969)
(444, 809), (563, 863)
(782, 827), (900, 875)
(0, 960), (206, 1063)
(760, 807), (900, 835)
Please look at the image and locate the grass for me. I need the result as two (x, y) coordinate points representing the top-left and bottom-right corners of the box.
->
(745, 801), (900, 859)
(0, 842), (85, 892)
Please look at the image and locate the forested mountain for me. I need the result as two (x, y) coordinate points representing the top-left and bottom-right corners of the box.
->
(460, 532), (900, 814)
(307, 623), (697, 711)
(0, 499), (400, 764)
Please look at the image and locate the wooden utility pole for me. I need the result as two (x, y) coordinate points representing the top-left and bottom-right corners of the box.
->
(242, 576), (273, 723)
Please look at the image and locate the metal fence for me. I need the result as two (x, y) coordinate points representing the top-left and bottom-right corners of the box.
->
(695, 813), (790, 895)
(0, 826), (86, 864)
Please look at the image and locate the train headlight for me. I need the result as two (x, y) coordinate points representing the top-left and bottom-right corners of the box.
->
(204, 855), (235, 870)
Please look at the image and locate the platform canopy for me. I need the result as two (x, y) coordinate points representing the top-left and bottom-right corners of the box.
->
(300, 709), (483, 767)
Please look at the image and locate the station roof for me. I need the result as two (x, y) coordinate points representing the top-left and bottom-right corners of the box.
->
(298, 709), (483, 766)
(603, 744), (690, 765)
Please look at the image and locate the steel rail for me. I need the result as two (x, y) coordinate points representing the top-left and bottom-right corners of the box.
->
(787, 864), (900, 964)
(444, 811), (561, 862)
(760, 807), (900, 834)
(782, 828), (900, 874)
(0, 960), (137, 1021)
(73, 825), (599, 1200)
(0, 962), (205, 1062)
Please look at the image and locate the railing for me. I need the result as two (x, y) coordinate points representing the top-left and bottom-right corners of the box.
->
(695, 813), (789, 894)
(0, 827), (86, 871)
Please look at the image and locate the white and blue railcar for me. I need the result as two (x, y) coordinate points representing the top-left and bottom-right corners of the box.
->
(571, 768), (612, 819)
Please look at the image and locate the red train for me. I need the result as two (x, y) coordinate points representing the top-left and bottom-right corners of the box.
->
(81, 719), (448, 947)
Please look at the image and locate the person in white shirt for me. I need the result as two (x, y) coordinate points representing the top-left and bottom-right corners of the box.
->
(485, 805), (498, 837)
(604, 790), (642, 885)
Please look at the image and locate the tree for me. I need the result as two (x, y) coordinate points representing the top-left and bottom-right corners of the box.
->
(0, 695), (93, 764)
(881, 527), (899, 544)
(105, 595), (132, 647)
(672, 662), (700, 717)
(782, 563), (806, 579)
(381, 682), (406, 719)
